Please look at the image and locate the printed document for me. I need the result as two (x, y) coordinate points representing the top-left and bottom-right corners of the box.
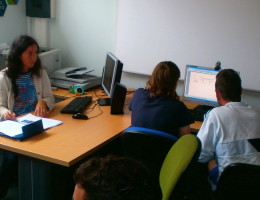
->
(17, 113), (63, 129)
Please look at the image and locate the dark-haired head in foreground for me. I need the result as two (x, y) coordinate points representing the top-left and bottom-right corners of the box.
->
(73, 155), (162, 200)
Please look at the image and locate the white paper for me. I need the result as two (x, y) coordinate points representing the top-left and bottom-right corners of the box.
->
(17, 113), (63, 130)
(0, 120), (24, 136)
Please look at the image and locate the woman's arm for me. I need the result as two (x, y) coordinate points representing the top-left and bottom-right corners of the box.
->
(0, 71), (14, 120)
(34, 69), (55, 113)
(178, 125), (191, 137)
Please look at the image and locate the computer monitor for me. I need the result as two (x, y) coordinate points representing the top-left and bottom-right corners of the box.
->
(98, 52), (123, 106)
(183, 65), (219, 108)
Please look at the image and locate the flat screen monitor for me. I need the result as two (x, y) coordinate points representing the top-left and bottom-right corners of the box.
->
(98, 52), (123, 106)
(183, 65), (219, 108)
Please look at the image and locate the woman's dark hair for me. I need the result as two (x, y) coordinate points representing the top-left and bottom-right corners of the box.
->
(215, 69), (242, 102)
(5, 35), (42, 97)
(146, 61), (180, 100)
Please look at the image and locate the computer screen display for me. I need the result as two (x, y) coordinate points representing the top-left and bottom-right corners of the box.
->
(100, 52), (123, 105)
(183, 65), (219, 107)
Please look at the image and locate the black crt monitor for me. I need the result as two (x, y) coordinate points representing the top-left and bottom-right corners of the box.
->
(183, 65), (219, 112)
(98, 52), (123, 106)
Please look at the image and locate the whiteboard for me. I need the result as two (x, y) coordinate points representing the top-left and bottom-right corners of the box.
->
(115, 0), (260, 91)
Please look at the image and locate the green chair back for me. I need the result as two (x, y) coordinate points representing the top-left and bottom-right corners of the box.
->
(159, 134), (201, 200)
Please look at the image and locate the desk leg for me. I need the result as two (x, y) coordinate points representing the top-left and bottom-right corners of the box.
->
(18, 157), (52, 200)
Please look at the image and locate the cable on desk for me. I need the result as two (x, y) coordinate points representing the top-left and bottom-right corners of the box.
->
(86, 100), (104, 119)
(85, 88), (134, 118)
(92, 89), (107, 100)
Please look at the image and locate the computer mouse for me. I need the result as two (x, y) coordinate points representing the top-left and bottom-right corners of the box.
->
(72, 113), (88, 120)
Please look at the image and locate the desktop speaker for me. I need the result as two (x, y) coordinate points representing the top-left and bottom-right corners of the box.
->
(110, 83), (127, 115)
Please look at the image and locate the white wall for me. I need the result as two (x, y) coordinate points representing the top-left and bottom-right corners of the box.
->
(49, 0), (117, 77)
(1, 0), (260, 109)
(0, 0), (27, 44)
(116, 0), (260, 92)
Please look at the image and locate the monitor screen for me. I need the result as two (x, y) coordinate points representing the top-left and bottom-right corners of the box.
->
(99, 52), (123, 105)
(183, 65), (219, 107)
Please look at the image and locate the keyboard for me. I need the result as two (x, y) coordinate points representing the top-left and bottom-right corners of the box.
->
(189, 109), (205, 122)
(189, 105), (213, 121)
(60, 96), (92, 114)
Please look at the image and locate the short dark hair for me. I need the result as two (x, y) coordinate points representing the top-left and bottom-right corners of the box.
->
(215, 69), (242, 102)
(73, 155), (162, 200)
(146, 61), (180, 100)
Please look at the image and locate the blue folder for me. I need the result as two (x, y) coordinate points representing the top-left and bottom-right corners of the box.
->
(0, 119), (44, 141)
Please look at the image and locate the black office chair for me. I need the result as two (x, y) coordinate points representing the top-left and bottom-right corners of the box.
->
(120, 126), (178, 178)
(215, 163), (260, 200)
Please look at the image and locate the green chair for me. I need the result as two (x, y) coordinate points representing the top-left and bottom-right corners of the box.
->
(159, 134), (201, 200)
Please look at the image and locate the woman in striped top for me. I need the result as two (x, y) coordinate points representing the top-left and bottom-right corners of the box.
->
(0, 35), (55, 121)
(0, 35), (55, 198)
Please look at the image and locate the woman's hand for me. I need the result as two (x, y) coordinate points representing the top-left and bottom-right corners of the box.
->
(4, 110), (16, 120)
(34, 100), (48, 117)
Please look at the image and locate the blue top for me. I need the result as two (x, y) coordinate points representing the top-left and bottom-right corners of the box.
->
(13, 72), (37, 116)
(129, 88), (194, 137)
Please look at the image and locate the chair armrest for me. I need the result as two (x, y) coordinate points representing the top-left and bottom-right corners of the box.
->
(123, 126), (178, 141)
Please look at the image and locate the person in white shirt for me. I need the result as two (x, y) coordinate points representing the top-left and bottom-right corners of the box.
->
(197, 69), (260, 185)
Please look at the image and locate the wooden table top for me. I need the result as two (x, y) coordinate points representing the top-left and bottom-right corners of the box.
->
(0, 88), (202, 167)
(0, 88), (132, 167)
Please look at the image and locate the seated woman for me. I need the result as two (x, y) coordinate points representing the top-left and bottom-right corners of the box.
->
(0, 35), (55, 198)
(128, 61), (194, 138)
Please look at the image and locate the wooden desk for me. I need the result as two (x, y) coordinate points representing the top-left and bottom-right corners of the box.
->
(0, 88), (132, 167)
(51, 89), (202, 133)
(0, 88), (202, 199)
(0, 88), (133, 199)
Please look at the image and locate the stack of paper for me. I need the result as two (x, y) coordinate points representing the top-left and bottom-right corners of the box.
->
(17, 113), (63, 130)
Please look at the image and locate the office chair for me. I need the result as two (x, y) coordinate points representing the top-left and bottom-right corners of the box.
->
(159, 134), (201, 200)
(215, 163), (260, 200)
(120, 126), (178, 178)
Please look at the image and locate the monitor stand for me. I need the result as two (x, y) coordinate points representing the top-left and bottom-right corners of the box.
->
(97, 98), (111, 106)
